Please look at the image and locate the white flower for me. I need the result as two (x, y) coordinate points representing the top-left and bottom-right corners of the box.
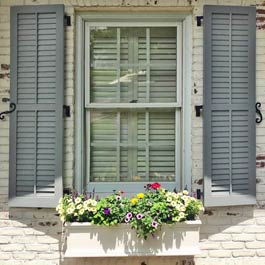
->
(179, 212), (185, 219)
(75, 197), (82, 204)
(166, 196), (172, 202)
(67, 207), (74, 215)
(77, 204), (83, 210)
(91, 200), (97, 206)
(182, 190), (189, 195)
(79, 208), (85, 215)
(171, 201), (177, 207)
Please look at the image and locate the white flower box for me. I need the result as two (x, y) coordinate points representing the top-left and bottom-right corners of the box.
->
(64, 220), (201, 257)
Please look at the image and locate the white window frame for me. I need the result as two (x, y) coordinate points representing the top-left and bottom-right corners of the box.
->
(75, 12), (192, 194)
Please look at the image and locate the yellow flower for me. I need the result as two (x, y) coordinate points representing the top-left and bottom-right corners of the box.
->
(131, 197), (138, 205)
(136, 193), (144, 199)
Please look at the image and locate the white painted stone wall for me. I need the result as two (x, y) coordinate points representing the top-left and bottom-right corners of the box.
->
(1, 0), (265, 264)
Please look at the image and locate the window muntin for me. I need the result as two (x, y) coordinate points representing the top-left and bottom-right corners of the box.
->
(85, 23), (183, 192)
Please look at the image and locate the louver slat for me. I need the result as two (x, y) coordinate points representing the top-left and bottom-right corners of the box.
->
(203, 5), (256, 207)
(9, 5), (64, 208)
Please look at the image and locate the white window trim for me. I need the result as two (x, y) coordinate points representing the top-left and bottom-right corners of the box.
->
(75, 12), (192, 194)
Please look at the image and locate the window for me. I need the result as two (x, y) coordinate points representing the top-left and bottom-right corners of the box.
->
(76, 13), (192, 195)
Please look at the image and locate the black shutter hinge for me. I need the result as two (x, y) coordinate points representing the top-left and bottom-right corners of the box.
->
(63, 105), (71, 117)
(196, 189), (203, 200)
(196, 16), (203, 27)
(64, 15), (71, 26)
(195, 105), (203, 117)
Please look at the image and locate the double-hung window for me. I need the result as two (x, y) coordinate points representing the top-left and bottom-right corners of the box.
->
(76, 13), (191, 195)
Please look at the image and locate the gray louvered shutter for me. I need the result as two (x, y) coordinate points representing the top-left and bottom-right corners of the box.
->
(9, 5), (64, 208)
(203, 5), (256, 207)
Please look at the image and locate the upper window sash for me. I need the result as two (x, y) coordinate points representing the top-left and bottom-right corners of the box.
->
(84, 22), (182, 107)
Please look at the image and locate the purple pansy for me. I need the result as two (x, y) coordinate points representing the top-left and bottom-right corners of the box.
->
(103, 208), (111, 215)
(136, 213), (143, 220)
(125, 217), (131, 223)
(151, 221), (158, 228)
(126, 212), (133, 219)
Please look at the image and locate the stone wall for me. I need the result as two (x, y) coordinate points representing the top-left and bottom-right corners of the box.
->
(1, 0), (265, 264)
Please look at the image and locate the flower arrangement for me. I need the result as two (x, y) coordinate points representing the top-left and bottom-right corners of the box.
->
(56, 183), (203, 239)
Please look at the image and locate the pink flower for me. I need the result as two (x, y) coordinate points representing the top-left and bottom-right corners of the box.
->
(151, 182), (161, 189)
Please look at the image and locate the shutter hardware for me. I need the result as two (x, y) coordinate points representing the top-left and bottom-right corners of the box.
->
(196, 16), (203, 27)
(256, 102), (263, 124)
(195, 103), (262, 123)
(195, 105), (203, 117)
(0, 98), (16, 121)
(64, 15), (71, 26)
(63, 105), (71, 117)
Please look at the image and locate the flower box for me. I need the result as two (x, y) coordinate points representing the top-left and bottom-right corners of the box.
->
(64, 220), (201, 257)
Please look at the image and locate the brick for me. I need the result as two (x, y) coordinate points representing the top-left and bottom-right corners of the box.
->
(232, 234), (255, 242)
(222, 242), (244, 250)
(37, 236), (59, 244)
(12, 236), (36, 244)
(0, 252), (12, 260)
(200, 242), (220, 250)
(254, 209), (265, 217)
(231, 218), (255, 225)
(0, 236), (10, 244)
(256, 249), (265, 257)
(246, 241), (265, 249)
(24, 0), (49, 4)
(1, 244), (24, 252)
(0, 0), (24, 5)
(208, 233), (231, 242)
(256, 217), (265, 225)
(25, 244), (50, 252)
(207, 217), (232, 225)
(232, 250), (256, 257)
(244, 226), (265, 233)
(13, 252), (36, 260)
(256, 233), (265, 241)
(38, 253), (60, 260)
(208, 250), (231, 258)
(0, 229), (24, 236)
(221, 225), (244, 234)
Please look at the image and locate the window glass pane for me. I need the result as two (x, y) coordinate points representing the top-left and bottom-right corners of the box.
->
(90, 111), (117, 182)
(90, 27), (118, 103)
(149, 111), (176, 181)
(89, 27), (177, 104)
(150, 28), (177, 103)
(89, 110), (176, 183)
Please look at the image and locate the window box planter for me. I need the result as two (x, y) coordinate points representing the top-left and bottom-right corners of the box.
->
(64, 220), (201, 257)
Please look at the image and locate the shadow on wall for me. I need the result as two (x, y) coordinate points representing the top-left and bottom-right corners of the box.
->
(7, 208), (195, 265)
(5, 206), (256, 265)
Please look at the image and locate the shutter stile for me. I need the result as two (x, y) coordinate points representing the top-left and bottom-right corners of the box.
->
(203, 5), (256, 207)
(9, 5), (64, 208)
